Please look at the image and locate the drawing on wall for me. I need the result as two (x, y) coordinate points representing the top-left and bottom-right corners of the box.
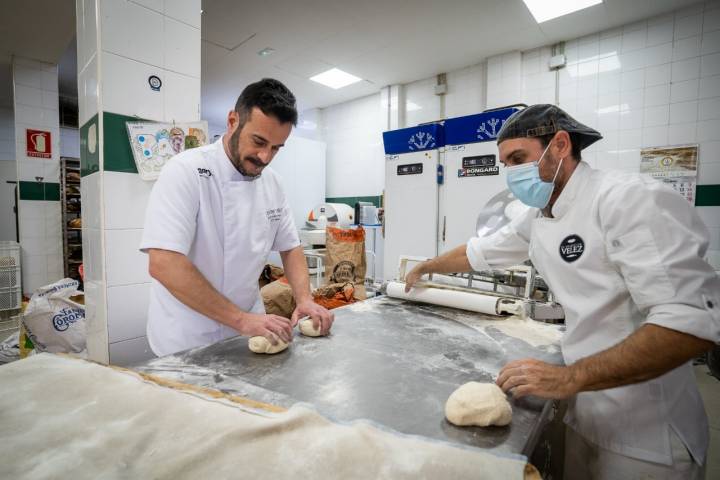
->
(126, 121), (209, 181)
(639, 144), (698, 204)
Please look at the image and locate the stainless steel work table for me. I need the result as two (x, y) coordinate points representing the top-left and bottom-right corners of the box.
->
(132, 295), (564, 457)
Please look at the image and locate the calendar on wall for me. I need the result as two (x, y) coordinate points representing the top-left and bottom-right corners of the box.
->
(639, 144), (698, 204)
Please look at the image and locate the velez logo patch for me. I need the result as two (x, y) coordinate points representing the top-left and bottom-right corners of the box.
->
(559, 234), (584, 263)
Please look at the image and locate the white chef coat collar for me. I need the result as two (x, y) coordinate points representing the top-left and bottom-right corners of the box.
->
(550, 161), (591, 219)
(215, 136), (261, 182)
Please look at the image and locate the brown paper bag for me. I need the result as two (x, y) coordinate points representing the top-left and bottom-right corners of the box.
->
(261, 277), (295, 319)
(324, 227), (366, 299)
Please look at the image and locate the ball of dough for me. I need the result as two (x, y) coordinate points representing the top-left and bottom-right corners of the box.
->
(445, 382), (512, 427)
(248, 336), (289, 354)
(299, 319), (323, 337)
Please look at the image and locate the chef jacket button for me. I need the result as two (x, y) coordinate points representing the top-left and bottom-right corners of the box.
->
(612, 239), (621, 247)
(708, 300), (715, 309)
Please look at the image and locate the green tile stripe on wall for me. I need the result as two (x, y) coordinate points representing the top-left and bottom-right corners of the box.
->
(103, 111), (147, 174)
(325, 196), (383, 208)
(696, 185), (720, 207)
(18, 181), (60, 201)
(80, 113), (100, 177)
(80, 111), (149, 176)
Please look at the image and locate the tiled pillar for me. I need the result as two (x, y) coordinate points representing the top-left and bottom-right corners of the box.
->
(12, 57), (63, 295)
(76, 0), (201, 364)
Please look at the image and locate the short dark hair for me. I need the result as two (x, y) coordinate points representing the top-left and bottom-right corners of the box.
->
(234, 78), (298, 127)
(536, 131), (582, 161)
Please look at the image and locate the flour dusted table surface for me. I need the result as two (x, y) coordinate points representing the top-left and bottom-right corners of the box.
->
(133, 295), (564, 457)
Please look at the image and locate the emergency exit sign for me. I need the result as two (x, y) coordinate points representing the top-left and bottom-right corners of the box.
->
(26, 129), (52, 158)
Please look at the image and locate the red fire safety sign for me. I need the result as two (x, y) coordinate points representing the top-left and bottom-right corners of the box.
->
(26, 129), (52, 158)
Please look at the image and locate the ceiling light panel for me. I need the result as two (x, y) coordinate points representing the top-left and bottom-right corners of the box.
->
(523, 0), (602, 23)
(310, 68), (362, 89)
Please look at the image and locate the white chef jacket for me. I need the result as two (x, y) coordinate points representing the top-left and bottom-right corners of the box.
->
(467, 161), (720, 465)
(140, 138), (300, 357)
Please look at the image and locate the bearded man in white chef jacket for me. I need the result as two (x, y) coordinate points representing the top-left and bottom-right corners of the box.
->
(405, 104), (719, 479)
(141, 78), (333, 357)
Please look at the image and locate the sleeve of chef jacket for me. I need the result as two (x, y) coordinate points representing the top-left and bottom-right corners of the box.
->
(466, 207), (534, 271)
(600, 178), (720, 343)
(139, 159), (199, 256)
(271, 192), (301, 252)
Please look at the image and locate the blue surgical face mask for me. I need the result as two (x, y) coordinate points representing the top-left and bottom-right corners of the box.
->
(505, 142), (564, 209)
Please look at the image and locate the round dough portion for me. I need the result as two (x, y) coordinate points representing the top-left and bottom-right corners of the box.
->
(445, 382), (512, 427)
(299, 319), (323, 337)
(248, 336), (289, 354)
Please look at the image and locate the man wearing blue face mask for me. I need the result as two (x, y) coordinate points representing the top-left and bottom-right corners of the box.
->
(404, 104), (719, 479)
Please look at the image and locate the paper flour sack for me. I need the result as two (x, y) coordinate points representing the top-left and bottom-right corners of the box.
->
(22, 279), (86, 355)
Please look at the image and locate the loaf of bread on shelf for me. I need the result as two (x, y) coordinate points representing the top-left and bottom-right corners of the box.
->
(68, 218), (82, 228)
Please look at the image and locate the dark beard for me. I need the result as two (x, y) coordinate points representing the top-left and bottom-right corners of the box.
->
(228, 128), (264, 177)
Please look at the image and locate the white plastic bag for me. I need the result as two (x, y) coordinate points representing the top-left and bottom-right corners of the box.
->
(22, 279), (86, 356)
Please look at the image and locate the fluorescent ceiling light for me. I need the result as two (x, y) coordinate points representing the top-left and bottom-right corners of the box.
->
(523, 0), (602, 23)
(310, 68), (361, 89)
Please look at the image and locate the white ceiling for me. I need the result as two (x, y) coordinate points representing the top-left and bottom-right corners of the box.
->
(0, 0), (704, 120)
(0, 0), (75, 107)
(200, 0), (701, 127)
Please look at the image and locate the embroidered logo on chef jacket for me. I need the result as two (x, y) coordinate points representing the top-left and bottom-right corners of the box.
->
(197, 168), (212, 178)
(559, 234), (585, 263)
(266, 208), (283, 222)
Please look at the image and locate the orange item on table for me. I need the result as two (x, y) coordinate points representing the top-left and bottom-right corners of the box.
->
(312, 283), (356, 310)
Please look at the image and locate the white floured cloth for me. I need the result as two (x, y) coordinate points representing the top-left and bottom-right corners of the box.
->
(466, 162), (720, 465)
(0, 354), (527, 479)
(140, 138), (301, 356)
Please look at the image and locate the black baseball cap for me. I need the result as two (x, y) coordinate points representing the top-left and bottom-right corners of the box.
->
(496, 104), (603, 150)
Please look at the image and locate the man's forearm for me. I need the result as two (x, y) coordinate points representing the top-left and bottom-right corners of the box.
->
(421, 244), (473, 275)
(280, 246), (313, 303)
(149, 249), (244, 330)
(571, 323), (713, 391)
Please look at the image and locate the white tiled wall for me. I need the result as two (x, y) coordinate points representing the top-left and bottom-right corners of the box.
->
(547, 1), (720, 267)
(104, 228), (151, 287)
(106, 282), (150, 343)
(76, 0), (200, 364)
(318, 1), (720, 269)
(404, 76), (441, 126)
(323, 94), (384, 198)
(487, 52), (523, 109)
(12, 57), (63, 295)
(17, 200), (63, 293)
(293, 108), (323, 142)
(108, 335), (153, 366)
(445, 63), (486, 118)
(95, 0), (201, 123)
